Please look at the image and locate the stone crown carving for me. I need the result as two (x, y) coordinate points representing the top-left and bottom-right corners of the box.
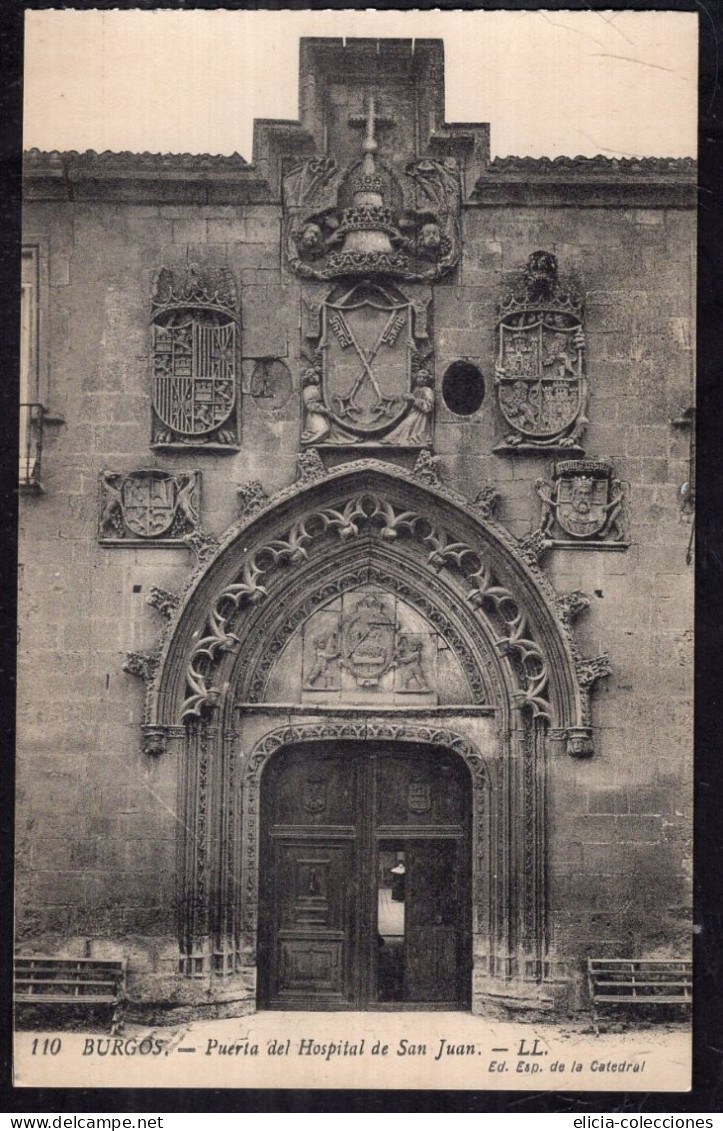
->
(151, 262), (238, 320)
(283, 94), (461, 283)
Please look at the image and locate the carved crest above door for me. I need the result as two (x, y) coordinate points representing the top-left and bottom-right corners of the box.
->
(302, 280), (434, 448)
(262, 585), (467, 708)
(495, 251), (588, 455)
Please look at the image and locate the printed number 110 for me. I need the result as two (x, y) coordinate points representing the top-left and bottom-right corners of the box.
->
(31, 1038), (62, 1055)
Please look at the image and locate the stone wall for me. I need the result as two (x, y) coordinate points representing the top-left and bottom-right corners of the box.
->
(18, 146), (694, 1006)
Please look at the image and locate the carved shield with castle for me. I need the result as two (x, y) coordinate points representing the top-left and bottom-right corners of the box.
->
(555, 462), (611, 539)
(498, 314), (583, 441)
(150, 263), (239, 447)
(121, 472), (179, 538)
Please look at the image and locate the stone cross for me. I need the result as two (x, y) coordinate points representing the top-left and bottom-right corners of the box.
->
(348, 94), (395, 151)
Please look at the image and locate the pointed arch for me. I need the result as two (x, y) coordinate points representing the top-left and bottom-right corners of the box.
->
(147, 460), (589, 748)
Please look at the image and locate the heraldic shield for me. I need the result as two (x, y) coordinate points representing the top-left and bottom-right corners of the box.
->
(321, 282), (413, 440)
(555, 460), (614, 539)
(497, 313), (584, 443)
(339, 593), (397, 687)
(152, 314), (237, 439)
(121, 471), (178, 538)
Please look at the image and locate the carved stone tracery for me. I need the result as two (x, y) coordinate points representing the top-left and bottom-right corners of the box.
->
(132, 461), (614, 996)
(141, 461), (606, 756)
(177, 489), (552, 722)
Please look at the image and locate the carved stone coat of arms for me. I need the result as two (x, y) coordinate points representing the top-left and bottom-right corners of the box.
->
(537, 460), (626, 546)
(98, 469), (201, 546)
(495, 251), (588, 453)
(150, 263), (239, 449)
(302, 281), (434, 448)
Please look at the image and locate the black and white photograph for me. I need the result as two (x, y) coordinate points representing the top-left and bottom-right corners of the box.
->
(13, 7), (697, 1092)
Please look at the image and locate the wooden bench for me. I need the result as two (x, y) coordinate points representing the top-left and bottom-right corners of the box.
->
(15, 956), (127, 1031)
(587, 958), (692, 1034)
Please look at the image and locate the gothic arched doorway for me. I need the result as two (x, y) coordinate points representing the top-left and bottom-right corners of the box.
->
(257, 739), (472, 1011)
(142, 459), (601, 1012)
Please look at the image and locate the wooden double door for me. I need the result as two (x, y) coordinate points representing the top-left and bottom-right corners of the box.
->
(258, 742), (472, 1010)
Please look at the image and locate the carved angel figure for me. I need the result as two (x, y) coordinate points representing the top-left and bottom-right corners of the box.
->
(383, 370), (434, 446)
(393, 635), (430, 693)
(303, 633), (340, 690)
(300, 370), (332, 445)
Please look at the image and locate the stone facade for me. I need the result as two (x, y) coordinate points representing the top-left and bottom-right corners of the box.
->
(17, 38), (695, 1017)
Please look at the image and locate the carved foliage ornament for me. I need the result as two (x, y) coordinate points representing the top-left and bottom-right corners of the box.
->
(537, 460), (627, 546)
(147, 586), (180, 621)
(302, 280), (434, 448)
(495, 251), (588, 453)
(99, 469), (200, 545)
(151, 262), (239, 449)
(236, 481), (269, 523)
(283, 95), (461, 284)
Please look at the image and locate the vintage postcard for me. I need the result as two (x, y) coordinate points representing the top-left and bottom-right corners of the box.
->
(15, 8), (696, 1092)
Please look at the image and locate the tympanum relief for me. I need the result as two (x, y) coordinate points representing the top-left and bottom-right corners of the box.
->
(262, 587), (471, 707)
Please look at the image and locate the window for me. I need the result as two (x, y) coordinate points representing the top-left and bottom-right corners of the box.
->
(441, 361), (485, 417)
(19, 248), (44, 490)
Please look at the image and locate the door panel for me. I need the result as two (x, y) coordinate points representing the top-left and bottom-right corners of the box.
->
(259, 746), (359, 1008)
(270, 840), (355, 1003)
(259, 742), (471, 1010)
(375, 750), (468, 829)
(404, 840), (465, 1002)
(265, 746), (358, 827)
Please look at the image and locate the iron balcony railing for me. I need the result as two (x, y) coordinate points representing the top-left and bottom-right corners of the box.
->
(19, 402), (45, 490)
